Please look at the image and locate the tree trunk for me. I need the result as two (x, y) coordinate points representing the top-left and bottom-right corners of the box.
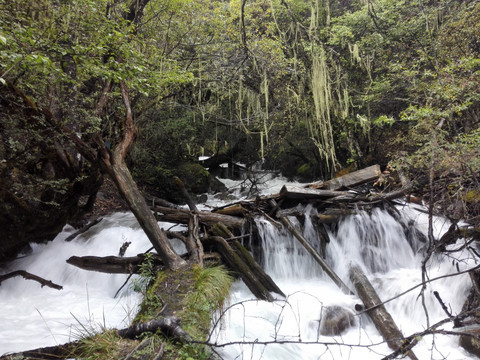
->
(349, 265), (418, 360)
(206, 235), (279, 301)
(93, 82), (187, 270)
(107, 160), (186, 270)
(153, 205), (246, 229)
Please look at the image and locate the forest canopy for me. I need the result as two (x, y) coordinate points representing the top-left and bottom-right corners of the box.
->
(1, 0), (479, 255)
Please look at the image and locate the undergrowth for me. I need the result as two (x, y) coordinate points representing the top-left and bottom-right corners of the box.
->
(74, 263), (232, 360)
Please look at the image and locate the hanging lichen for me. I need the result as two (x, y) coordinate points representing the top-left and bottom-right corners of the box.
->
(310, 45), (338, 172)
(348, 43), (361, 64)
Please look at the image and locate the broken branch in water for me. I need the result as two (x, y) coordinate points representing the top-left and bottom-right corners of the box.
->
(0, 270), (62, 290)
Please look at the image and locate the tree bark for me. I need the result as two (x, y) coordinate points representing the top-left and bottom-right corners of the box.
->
(206, 236), (277, 301)
(154, 205), (246, 229)
(0, 342), (80, 360)
(66, 254), (166, 274)
(349, 264), (418, 360)
(322, 164), (382, 190)
(305, 165), (381, 190)
(95, 82), (186, 270)
(117, 316), (191, 342)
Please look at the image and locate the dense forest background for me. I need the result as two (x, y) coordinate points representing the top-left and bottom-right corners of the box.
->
(1, 0), (479, 260)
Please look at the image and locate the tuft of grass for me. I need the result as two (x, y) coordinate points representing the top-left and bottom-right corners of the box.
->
(181, 265), (233, 339)
(76, 330), (133, 360)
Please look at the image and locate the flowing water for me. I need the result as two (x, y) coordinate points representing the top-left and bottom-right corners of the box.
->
(0, 213), (184, 354)
(0, 177), (477, 359)
(211, 203), (476, 360)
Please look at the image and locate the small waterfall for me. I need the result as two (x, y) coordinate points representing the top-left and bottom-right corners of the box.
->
(214, 204), (475, 360)
(0, 194), (475, 359)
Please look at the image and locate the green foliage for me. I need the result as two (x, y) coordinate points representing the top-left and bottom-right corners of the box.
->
(181, 265), (232, 338)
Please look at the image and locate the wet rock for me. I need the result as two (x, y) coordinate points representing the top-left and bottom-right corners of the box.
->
(319, 305), (356, 336)
(459, 284), (480, 357)
(459, 328), (480, 357)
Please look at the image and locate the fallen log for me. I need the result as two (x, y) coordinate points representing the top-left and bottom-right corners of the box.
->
(278, 214), (353, 295)
(0, 341), (80, 360)
(214, 203), (246, 216)
(117, 316), (191, 342)
(279, 185), (349, 200)
(349, 264), (418, 360)
(153, 205), (245, 229)
(206, 236), (277, 301)
(0, 270), (63, 290)
(144, 193), (180, 209)
(64, 218), (103, 242)
(66, 254), (165, 274)
(316, 208), (357, 224)
(230, 239), (286, 298)
(211, 222), (285, 298)
(322, 164), (382, 190)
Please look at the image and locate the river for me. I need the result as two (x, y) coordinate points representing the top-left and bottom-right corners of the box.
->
(0, 177), (476, 359)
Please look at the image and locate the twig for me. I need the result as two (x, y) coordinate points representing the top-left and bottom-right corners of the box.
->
(0, 270), (63, 290)
(64, 218), (103, 242)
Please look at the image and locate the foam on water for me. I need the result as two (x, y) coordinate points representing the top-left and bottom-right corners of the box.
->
(212, 204), (476, 360)
(0, 179), (476, 359)
(0, 212), (186, 355)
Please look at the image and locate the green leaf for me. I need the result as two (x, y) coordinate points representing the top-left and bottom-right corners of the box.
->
(0, 78), (6, 86)
(0, 35), (6, 45)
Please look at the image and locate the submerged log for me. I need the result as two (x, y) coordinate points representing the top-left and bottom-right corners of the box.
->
(64, 218), (103, 242)
(274, 206), (353, 295)
(349, 265), (418, 360)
